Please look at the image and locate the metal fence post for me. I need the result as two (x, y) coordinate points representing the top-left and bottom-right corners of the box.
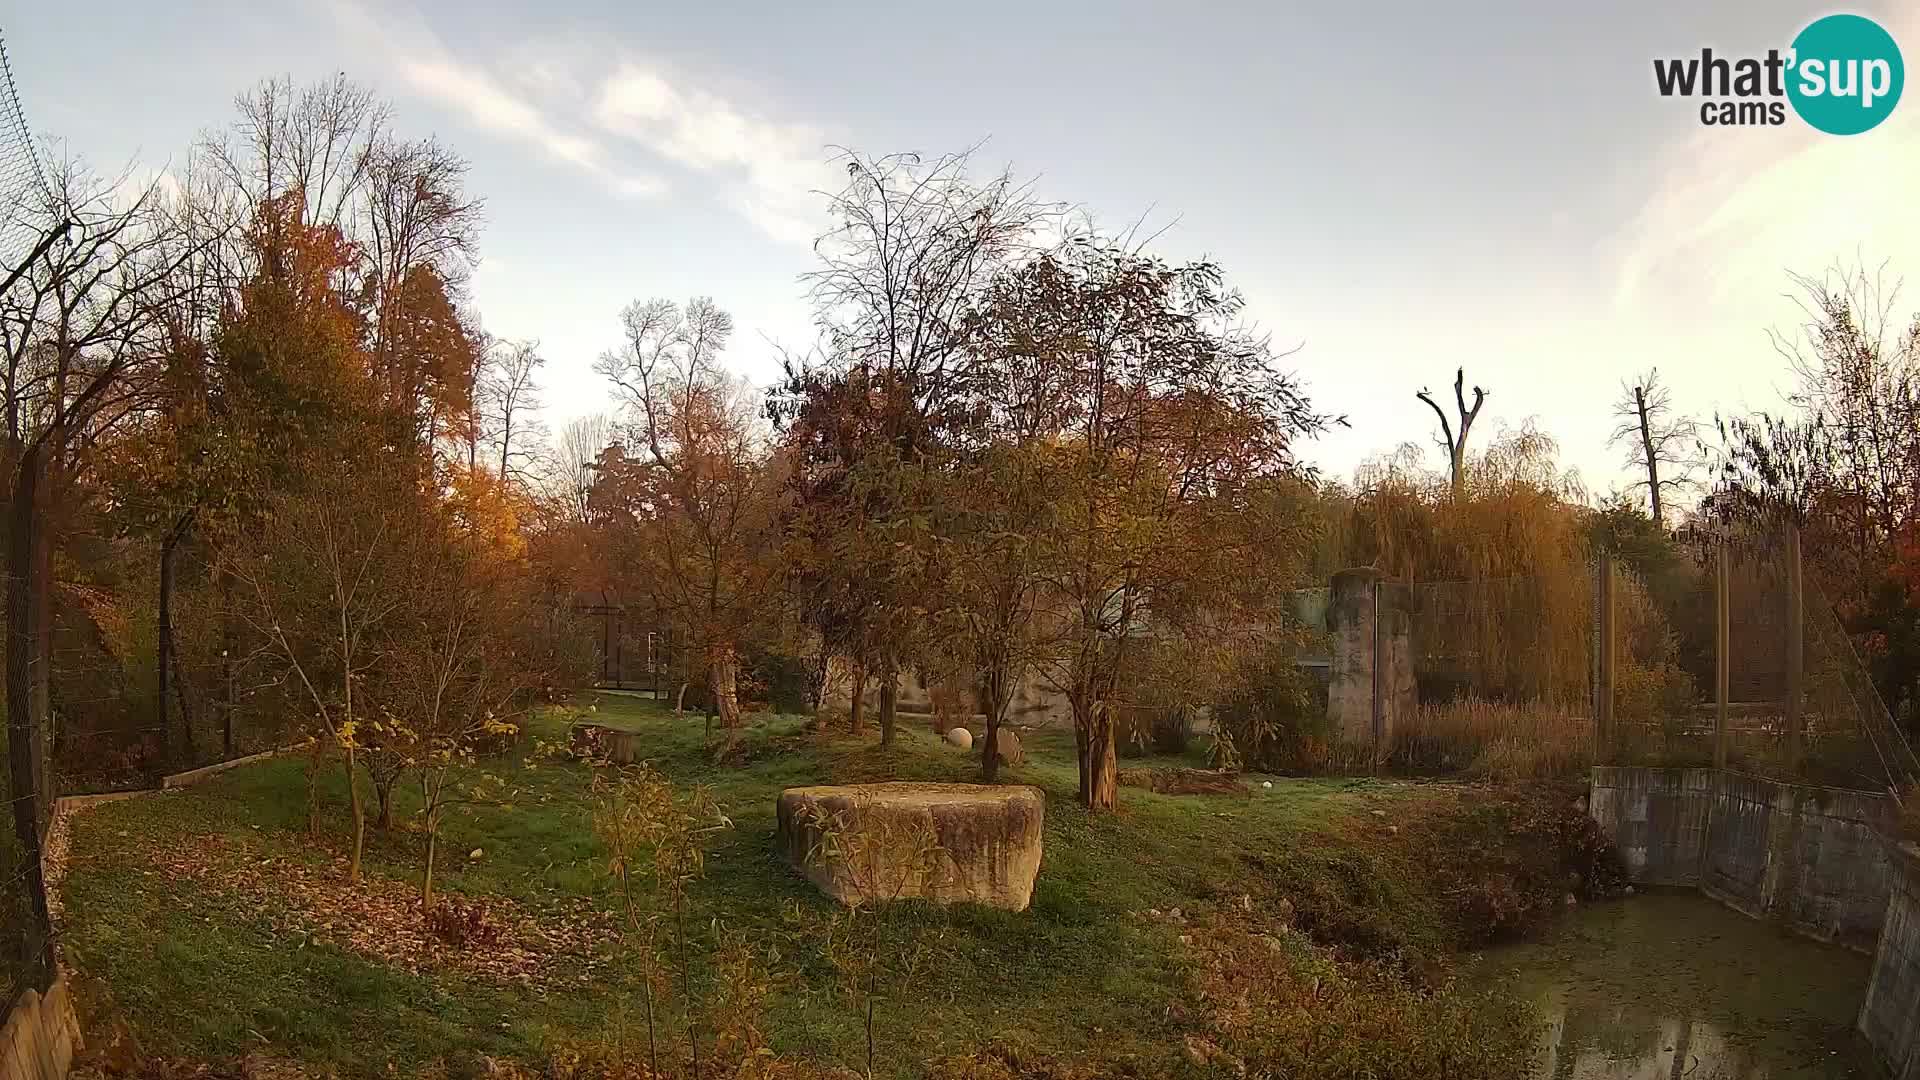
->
(1596, 555), (1616, 758)
(1714, 540), (1731, 770)
(1786, 524), (1804, 772)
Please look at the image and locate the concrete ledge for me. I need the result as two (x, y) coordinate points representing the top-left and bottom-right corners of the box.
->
(161, 745), (297, 789)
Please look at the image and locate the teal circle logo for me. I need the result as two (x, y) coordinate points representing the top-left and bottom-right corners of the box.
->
(1787, 14), (1903, 135)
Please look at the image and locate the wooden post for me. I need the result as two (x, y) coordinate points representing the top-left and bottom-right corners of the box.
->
(1597, 555), (1616, 758)
(1786, 524), (1804, 771)
(1714, 541), (1731, 770)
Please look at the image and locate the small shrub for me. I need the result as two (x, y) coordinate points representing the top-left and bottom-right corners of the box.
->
(1615, 659), (1699, 722)
(1213, 644), (1328, 772)
(425, 895), (508, 950)
(1148, 705), (1193, 755)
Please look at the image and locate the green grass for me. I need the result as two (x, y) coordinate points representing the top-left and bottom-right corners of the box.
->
(60, 694), (1477, 1076)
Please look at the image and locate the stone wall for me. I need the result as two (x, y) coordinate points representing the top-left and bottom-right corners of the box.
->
(1588, 766), (1893, 948)
(0, 975), (81, 1080)
(1860, 845), (1920, 1080)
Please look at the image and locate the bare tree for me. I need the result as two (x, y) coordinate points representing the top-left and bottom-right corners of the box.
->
(1609, 368), (1700, 528)
(550, 411), (614, 521)
(202, 75), (388, 271)
(476, 338), (546, 485)
(1416, 367), (1487, 500)
(781, 148), (1059, 738)
(227, 462), (421, 883)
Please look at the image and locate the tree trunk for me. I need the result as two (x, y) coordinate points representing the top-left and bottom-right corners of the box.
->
(709, 643), (742, 754)
(675, 681), (690, 715)
(221, 569), (236, 758)
(344, 747), (366, 883)
(1634, 386), (1663, 528)
(306, 738), (325, 837)
(158, 529), (175, 759)
(376, 777), (396, 832)
(981, 665), (1010, 782)
(848, 661), (868, 736)
(5, 441), (56, 979)
(877, 660), (898, 749)
(423, 820), (438, 909)
(1072, 693), (1117, 811)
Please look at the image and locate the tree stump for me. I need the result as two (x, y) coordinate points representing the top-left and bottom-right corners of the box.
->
(776, 783), (1044, 911)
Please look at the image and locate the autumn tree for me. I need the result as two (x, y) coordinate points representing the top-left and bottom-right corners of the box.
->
(376, 526), (546, 906)
(773, 148), (1056, 743)
(593, 298), (782, 754)
(1609, 367), (1700, 528)
(977, 238), (1331, 809)
(1417, 367), (1487, 501)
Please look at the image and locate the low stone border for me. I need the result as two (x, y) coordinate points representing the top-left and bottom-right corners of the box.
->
(19, 744), (302, 1077)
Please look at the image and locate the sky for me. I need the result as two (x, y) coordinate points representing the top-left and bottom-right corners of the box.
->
(7, 0), (1920, 501)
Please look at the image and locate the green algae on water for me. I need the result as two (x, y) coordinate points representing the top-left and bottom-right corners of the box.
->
(1471, 891), (1880, 1079)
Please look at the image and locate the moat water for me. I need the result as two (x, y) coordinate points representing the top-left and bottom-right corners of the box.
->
(1473, 891), (1881, 1079)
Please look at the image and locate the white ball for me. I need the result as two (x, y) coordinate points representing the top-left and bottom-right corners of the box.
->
(1261, 780), (1273, 790)
(945, 727), (973, 750)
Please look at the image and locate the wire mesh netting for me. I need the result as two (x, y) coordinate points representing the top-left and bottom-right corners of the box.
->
(0, 23), (52, 1007)
(1266, 532), (1919, 796)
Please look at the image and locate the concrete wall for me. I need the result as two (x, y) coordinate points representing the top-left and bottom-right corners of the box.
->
(1592, 765), (1920, 1071)
(0, 975), (81, 1080)
(1700, 775), (1893, 949)
(1589, 766), (1894, 948)
(1327, 568), (1414, 746)
(1588, 767), (1714, 886)
(1860, 845), (1920, 1080)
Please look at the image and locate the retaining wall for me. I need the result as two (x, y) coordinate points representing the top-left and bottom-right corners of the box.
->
(1860, 845), (1920, 1080)
(1589, 765), (1914, 1076)
(1588, 766), (1893, 947)
(0, 976), (80, 1080)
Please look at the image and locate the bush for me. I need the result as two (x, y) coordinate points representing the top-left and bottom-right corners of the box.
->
(1213, 643), (1328, 772)
(1409, 783), (1628, 944)
(425, 895), (508, 950)
(1615, 659), (1699, 721)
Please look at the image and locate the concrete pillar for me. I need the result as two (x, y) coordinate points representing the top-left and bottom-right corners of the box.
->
(1328, 568), (1414, 749)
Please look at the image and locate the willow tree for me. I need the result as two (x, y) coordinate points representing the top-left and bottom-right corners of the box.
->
(980, 238), (1332, 810)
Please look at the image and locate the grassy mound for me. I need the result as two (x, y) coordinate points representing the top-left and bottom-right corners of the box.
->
(58, 693), (1619, 1078)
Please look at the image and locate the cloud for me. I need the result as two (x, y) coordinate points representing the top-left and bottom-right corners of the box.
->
(1611, 7), (1920, 318)
(317, 1), (837, 244)
(592, 63), (836, 246)
(319, 0), (666, 200)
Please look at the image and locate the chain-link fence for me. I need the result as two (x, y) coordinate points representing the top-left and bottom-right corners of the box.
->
(1607, 536), (1920, 793)
(0, 22), (55, 1009)
(1253, 526), (1920, 797)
